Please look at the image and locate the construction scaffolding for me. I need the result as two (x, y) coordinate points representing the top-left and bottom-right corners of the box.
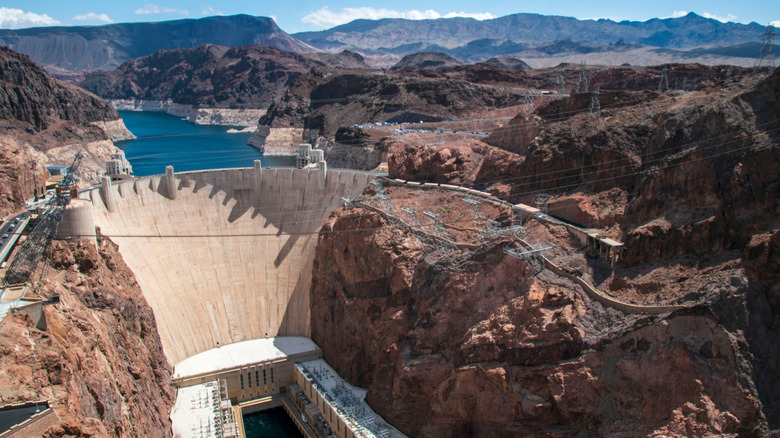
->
(3, 205), (63, 286)
(3, 152), (83, 287)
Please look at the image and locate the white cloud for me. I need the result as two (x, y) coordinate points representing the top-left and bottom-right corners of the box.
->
(770, 20), (780, 27)
(72, 12), (113, 24)
(701, 12), (737, 23)
(301, 7), (496, 30)
(670, 11), (689, 18)
(0, 7), (60, 29)
(202, 7), (223, 16)
(135, 4), (189, 16)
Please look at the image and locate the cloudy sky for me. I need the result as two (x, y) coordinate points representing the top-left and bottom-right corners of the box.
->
(2, 1), (778, 33)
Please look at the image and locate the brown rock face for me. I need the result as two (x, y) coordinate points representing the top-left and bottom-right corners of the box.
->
(0, 136), (48, 217)
(310, 187), (767, 437)
(0, 46), (118, 136)
(80, 44), (323, 109)
(0, 46), (128, 216)
(0, 237), (174, 437)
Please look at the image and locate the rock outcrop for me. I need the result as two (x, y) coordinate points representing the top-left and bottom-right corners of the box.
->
(0, 237), (174, 437)
(310, 186), (769, 436)
(0, 46), (132, 216)
(390, 52), (463, 71)
(80, 45), (324, 112)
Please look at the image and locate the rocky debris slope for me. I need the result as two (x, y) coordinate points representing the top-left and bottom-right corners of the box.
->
(310, 185), (768, 437)
(0, 236), (174, 437)
(0, 47), (132, 217)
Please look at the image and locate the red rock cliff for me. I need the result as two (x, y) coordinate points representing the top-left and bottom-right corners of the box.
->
(0, 236), (174, 437)
(310, 186), (767, 437)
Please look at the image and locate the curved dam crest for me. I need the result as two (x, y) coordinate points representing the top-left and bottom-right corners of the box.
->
(86, 165), (375, 365)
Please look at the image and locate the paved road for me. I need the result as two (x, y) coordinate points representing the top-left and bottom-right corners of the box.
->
(0, 211), (31, 264)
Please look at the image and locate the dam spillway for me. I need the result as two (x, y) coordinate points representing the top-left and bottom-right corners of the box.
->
(86, 164), (375, 365)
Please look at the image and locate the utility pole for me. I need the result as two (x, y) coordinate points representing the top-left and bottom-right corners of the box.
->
(755, 24), (776, 70)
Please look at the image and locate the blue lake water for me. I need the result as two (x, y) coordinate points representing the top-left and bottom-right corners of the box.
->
(243, 408), (303, 438)
(117, 111), (295, 177)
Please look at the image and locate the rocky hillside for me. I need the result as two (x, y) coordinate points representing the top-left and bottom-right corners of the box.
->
(390, 52), (462, 71)
(0, 236), (174, 437)
(0, 14), (313, 78)
(311, 185), (770, 436)
(303, 71), (527, 137)
(0, 47), (132, 217)
(79, 44), (326, 109)
(481, 57), (532, 71)
(379, 65), (780, 431)
(0, 47), (118, 137)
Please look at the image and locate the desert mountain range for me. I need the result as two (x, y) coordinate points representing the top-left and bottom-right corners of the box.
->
(0, 12), (770, 77)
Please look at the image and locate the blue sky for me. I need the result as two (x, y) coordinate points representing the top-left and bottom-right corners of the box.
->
(2, 1), (778, 33)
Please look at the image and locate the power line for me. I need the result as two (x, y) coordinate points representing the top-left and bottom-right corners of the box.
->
(53, 124), (774, 245)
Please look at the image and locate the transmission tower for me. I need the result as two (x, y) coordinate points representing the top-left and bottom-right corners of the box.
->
(590, 88), (601, 117)
(755, 24), (776, 70)
(524, 89), (534, 114)
(534, 193), (550, 214)
(556, 68), (566, 96)
(574, 61), (588, 94)
(658, 66), (669, 93)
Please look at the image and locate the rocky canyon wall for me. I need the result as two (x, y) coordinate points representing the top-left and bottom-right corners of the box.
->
(0, 237), (174, 437)
(310, 186), (770, 437)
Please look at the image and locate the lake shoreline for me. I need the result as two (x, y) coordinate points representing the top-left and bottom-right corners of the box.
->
(117, 110), (295, 177)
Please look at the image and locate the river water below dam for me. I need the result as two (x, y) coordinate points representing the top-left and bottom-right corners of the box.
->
(117, 110), (295, 176)
(243, 408), (303, 438)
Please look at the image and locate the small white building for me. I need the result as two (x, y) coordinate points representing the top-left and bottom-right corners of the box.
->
(105, 151), (132, 177)
(296, 143), (326, 170)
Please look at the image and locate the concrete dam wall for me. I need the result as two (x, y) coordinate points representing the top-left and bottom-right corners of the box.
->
(87, 165), (375, 365)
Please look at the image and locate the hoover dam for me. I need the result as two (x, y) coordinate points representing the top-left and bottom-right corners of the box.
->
(84, 163), (374, 364)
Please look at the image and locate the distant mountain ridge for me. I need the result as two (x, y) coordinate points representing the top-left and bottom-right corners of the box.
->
(295, 12), (763, 51)
(294, 12), (767, 64)
(0, 14), (313, 77)
(0, 12), (769, 76)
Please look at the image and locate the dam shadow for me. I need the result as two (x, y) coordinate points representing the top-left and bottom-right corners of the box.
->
(92, 166), (376, 363)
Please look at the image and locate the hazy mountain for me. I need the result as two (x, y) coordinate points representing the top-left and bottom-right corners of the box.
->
(295, 12), (766, 62)
(0, 14), (313, 77)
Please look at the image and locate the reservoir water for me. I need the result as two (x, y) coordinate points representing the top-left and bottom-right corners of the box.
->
(117, 111), (295, 177)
